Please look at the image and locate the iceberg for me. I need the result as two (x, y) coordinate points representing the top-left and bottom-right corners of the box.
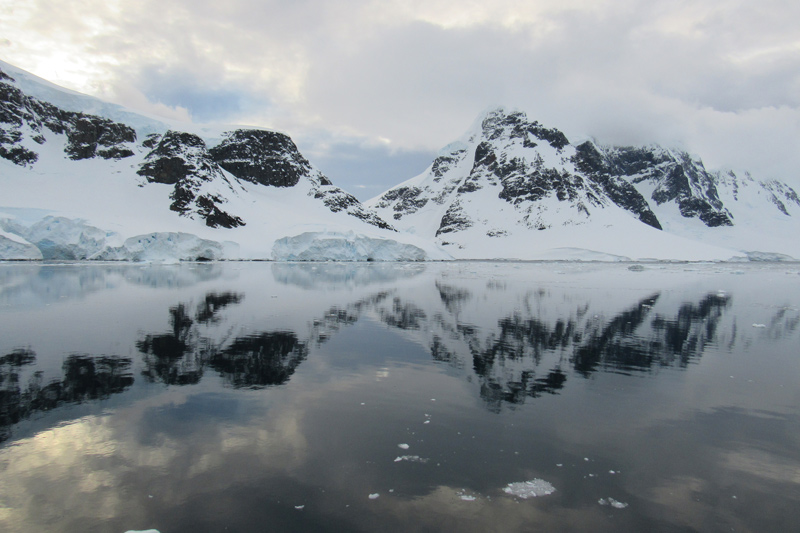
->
(271, 231), (431, 261)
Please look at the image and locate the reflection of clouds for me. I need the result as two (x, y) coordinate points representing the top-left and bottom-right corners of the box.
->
(0, 415), (125, 528)
(0, 392), (310, 532)
(647, 476), (713, 529)
(373, 484), (608, 533)
(722, 448), (800, 485)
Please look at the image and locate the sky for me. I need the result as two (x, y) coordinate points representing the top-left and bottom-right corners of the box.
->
(1, 0), (799, 200)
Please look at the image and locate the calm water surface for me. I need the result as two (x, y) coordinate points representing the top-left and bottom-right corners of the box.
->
(0, 261), (798, 532)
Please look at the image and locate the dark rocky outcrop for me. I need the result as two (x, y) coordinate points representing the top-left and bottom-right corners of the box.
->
(138, 131), (245, 228)
(209, 129), (316, 188)
(573, 142), (662, 229)
(1, 66), (135, 165)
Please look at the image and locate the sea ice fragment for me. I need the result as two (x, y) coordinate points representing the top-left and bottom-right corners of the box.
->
(598, 497), (628, 509)
(502, 479), (556, 498)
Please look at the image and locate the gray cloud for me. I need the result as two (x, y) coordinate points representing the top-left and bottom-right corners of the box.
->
(1, 0), (798, 190)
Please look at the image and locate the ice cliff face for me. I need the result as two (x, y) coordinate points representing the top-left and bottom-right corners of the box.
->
(368, 107), (800, 260)
(0, 60), (428, 261)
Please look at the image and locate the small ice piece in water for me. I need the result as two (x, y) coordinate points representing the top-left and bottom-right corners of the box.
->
(752, 323), (767, 328)
(368, 493), (380, 500)
(294, 505), (304, 510)
(556, 464), (563, 467)
(398, 443), (410, 450)
(503, 479), (556, 498)
(424, 420), (430, 424)
(394, 455), (429, 463)
(584, 457), (590, 461)
(598, 497), (628, 509)
(609, 470), (616, 474)
(460, 495), (477, 501)
(125, 530), (160, 533)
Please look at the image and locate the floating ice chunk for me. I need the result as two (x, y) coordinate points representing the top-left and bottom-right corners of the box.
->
(368, 493), (380, 500)
(599, 497), (628, 509)
(294, 505), (304, 510)
(752, 323), (767, 328)
(503, 479), (556, 498)
(394, 455), (429, 463)
(398, 443), (410, 450)
(271, 231), (434, 261)
(125, 530), (160, 533)
(460, 495), (477, 501)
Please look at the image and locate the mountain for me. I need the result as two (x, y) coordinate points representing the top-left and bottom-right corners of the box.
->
(367, 107), (800, 261)
(0, 60), (445, 261)
(3, 59), (798, 263)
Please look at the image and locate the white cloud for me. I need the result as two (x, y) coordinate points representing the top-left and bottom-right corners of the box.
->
(1, 0), (798, 189)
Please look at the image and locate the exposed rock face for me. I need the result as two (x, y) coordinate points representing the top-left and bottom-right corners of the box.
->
(138, 131), (245, 229)
(209, 129), (318, 188)
(572, 142), (662, 229)
(1, 69), (136, 165)
(600, 145), (733, 227)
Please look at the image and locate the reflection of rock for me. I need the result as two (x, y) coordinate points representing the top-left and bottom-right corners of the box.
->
(196, 292), (244, 324)
(647, 293), (731, 367)
(138, 303), (202, 385)
(210, 332), (307, 388)
(0, 349), (133, 442)
(138, 292), (308, 389)
(379, 298), (427, 330)
(436, 281), (471, 314)
(572, 293), (662, 376)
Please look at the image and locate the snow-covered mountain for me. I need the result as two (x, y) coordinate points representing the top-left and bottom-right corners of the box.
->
(0, 60), (445, 261)
(367, 107), (800, 261)
(3, 59), (797, 263)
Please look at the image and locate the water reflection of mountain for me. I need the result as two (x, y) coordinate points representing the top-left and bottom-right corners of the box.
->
(137, 292), (308, 388)
(0, 348), (133, 442)
(302, 286), (736, 411)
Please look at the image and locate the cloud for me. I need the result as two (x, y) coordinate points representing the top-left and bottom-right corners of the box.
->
(297, 133), (437, 200)
(1, 0), (799, 189)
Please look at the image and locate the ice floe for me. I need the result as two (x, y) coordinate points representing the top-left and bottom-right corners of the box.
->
(394, 455), (429, 463)
(599, 497), (628, 509)
(502, 479), (556, 498)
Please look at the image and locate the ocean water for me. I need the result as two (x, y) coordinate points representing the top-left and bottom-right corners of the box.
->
(0, 261), (798, 532)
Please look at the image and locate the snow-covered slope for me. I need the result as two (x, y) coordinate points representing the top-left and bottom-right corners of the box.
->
(0, 60), (447, 261)
(367, 107), (800, 261)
